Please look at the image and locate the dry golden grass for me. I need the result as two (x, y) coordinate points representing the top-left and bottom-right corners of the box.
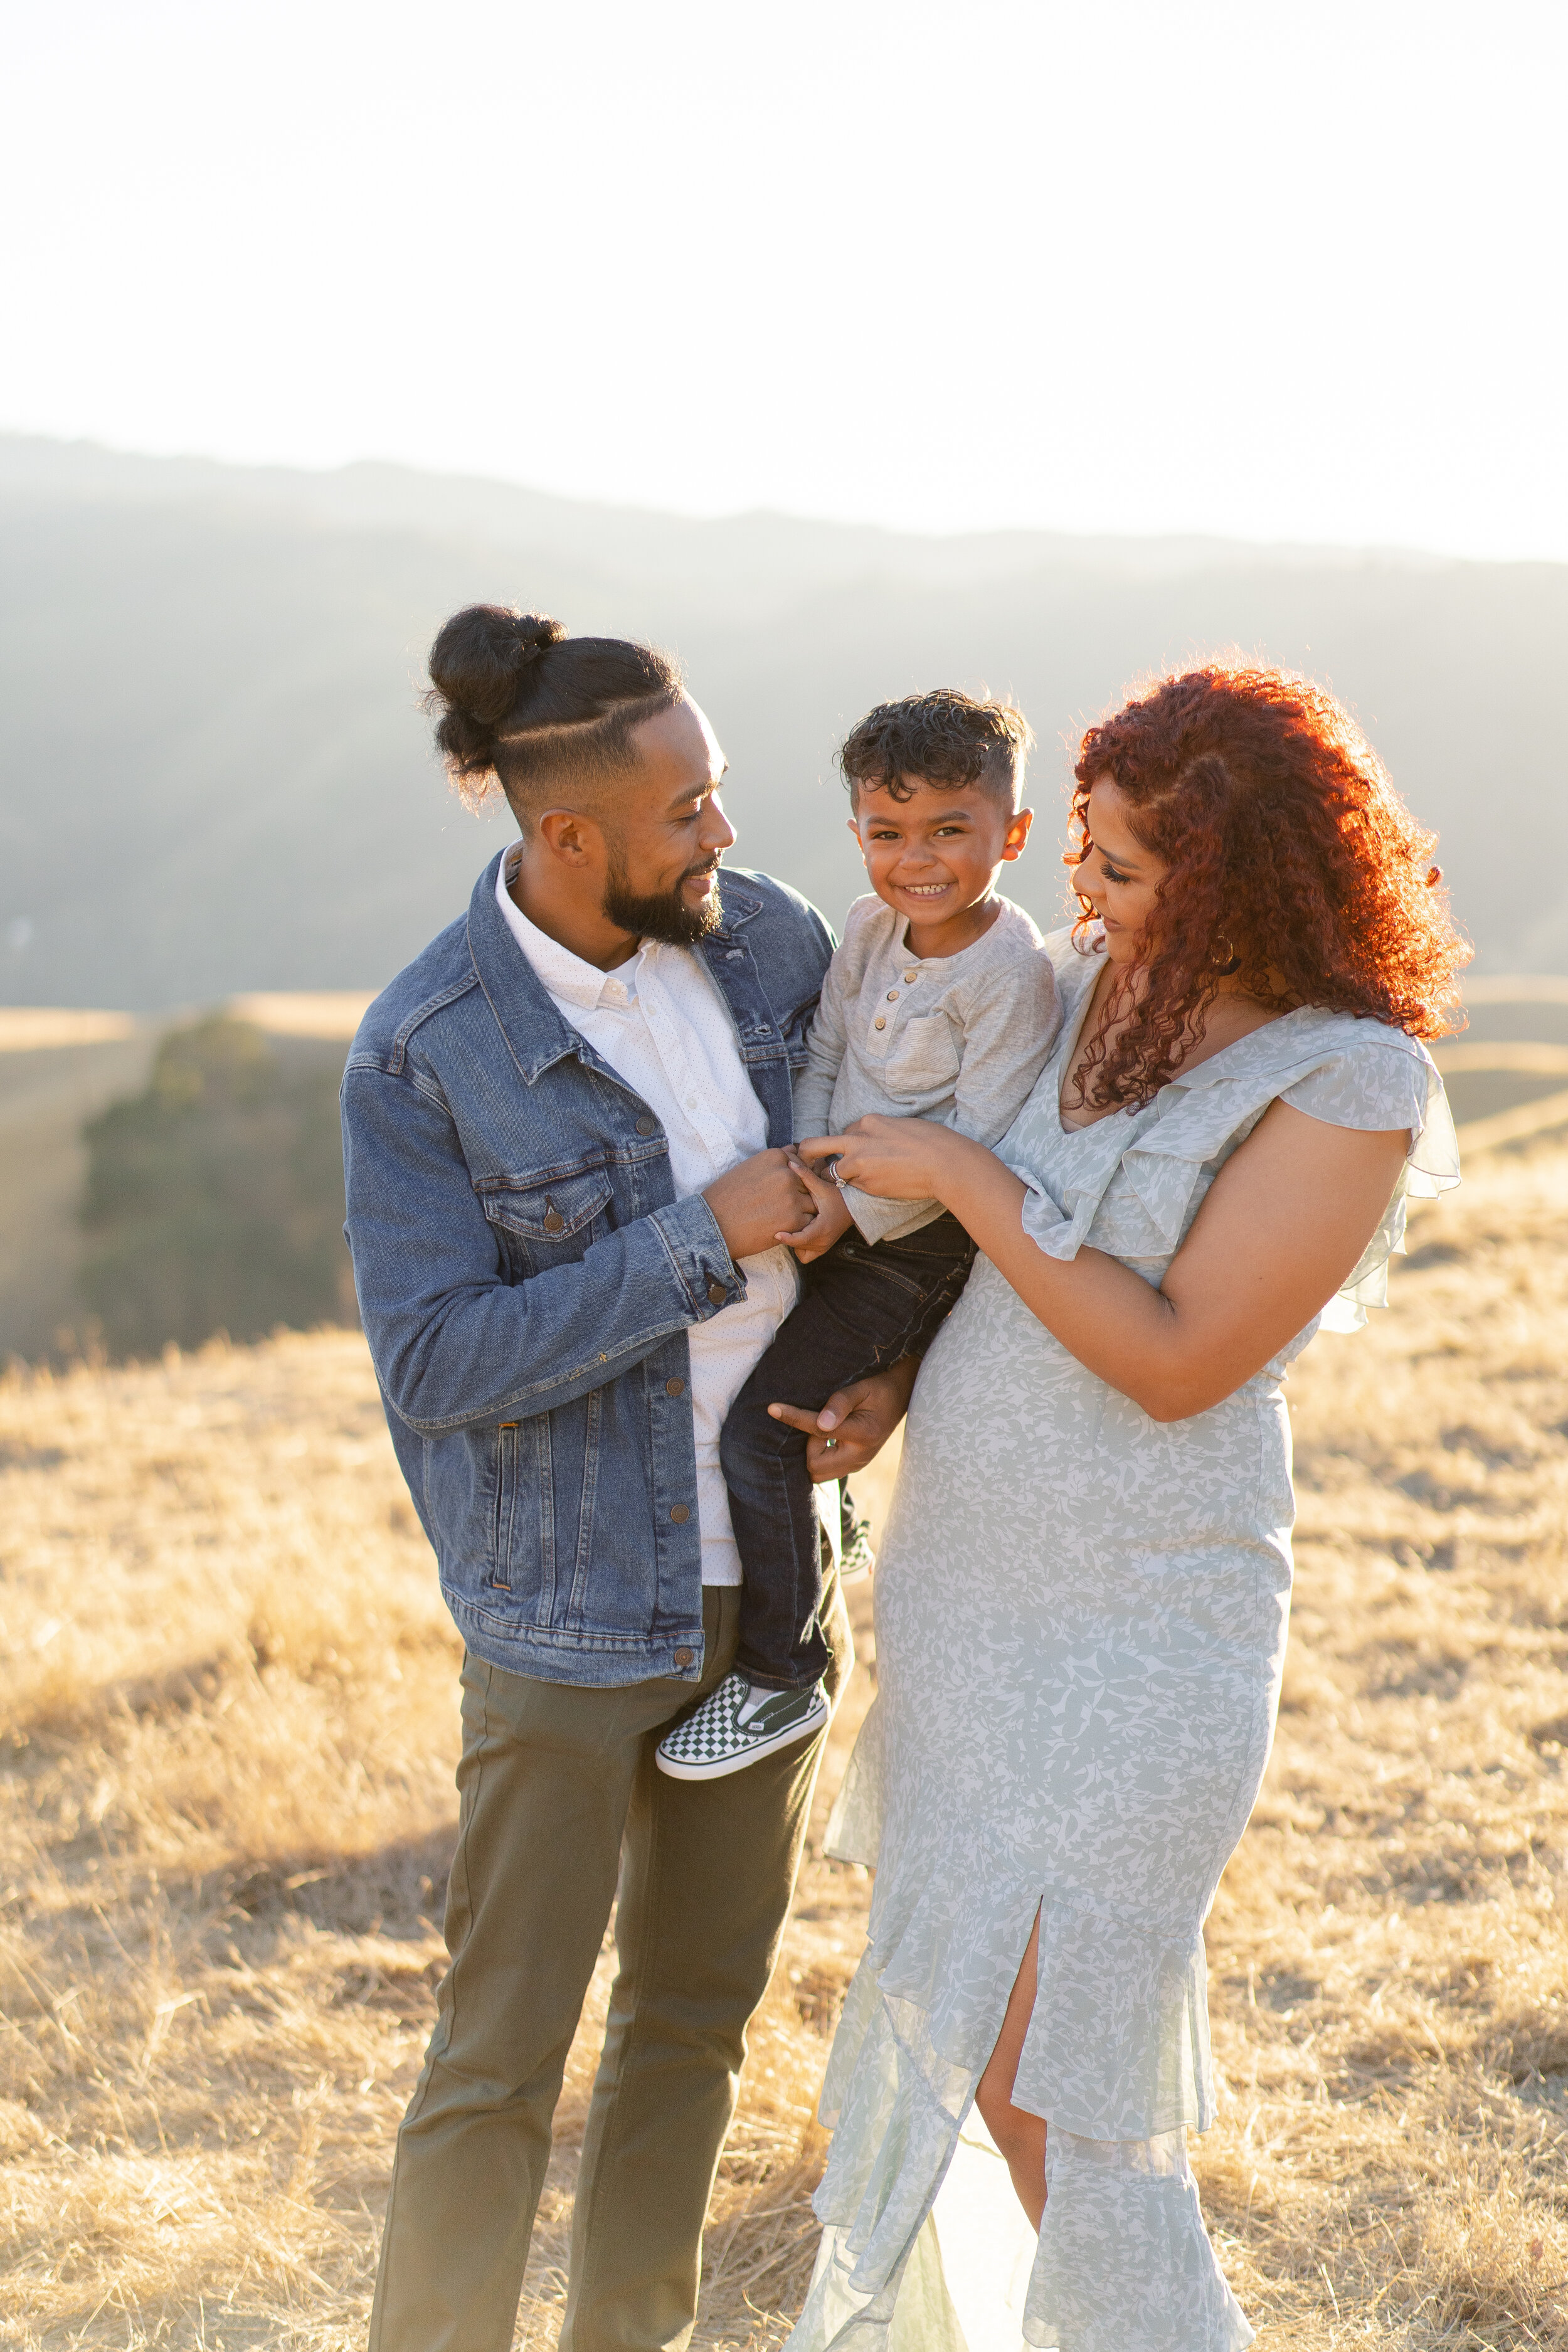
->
(1, 1140), (1566, 2348)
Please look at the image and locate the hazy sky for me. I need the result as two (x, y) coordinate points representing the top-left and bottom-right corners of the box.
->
(5, 0), (1564, 558)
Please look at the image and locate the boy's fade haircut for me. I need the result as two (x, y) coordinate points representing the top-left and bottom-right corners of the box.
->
(839, 689), (1034, 808)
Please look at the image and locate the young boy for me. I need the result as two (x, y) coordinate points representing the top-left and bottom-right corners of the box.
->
(656, 689), (1062, 1779)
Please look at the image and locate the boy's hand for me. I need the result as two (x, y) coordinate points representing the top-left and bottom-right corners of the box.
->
(776, 1156), (855, 1263)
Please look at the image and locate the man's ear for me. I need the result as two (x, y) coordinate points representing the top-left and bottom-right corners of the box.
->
(1000, 807), (1035, 862)
(537, 807), (603, 867)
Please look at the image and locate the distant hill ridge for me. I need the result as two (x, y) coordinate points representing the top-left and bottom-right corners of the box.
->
(3, 432), (1565, 1010)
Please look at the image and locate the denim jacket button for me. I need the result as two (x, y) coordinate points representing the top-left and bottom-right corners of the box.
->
(665, 1376), (685, 1396)
(706, 1279), (727, 1306)
(674, 1647), (696, 1668)
(669, 1503), (690, 1523)
(635, 1115), (657, 1136)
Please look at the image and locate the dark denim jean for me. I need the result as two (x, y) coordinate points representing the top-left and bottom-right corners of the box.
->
(719, 1212), (977, 1690)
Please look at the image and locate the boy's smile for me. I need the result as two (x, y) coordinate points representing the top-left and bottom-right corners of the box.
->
(850, 775), (1034, 958)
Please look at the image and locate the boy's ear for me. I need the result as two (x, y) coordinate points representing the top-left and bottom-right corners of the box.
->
(847, 817), (863, 849)
(999, 806), (1035, 862)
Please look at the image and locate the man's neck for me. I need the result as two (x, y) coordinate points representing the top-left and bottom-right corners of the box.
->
(506, 857), (640, 973)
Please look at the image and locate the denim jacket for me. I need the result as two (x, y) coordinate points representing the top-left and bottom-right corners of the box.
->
(342, 852), (835, 1687)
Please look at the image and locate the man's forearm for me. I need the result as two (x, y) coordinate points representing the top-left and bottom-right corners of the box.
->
(344, 1071), (742, 1436)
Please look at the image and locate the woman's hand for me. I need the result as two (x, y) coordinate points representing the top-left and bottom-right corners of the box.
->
(767, 1355), (920, 1480)
(798, 1116), (980, 1204)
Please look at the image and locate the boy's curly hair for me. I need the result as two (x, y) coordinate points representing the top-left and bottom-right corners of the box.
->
(1067, 664), (1470, 1112)
(840, 689), (1033, 806)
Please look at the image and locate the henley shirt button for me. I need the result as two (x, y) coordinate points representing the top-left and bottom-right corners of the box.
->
(665, 1375), (685, 1396)
(904, 970), (918, 983)
(635, 1116), (657, 1136)
(706, 1279), (728, 1306)
(669, 1504), (690, 1524)
(886, 989), (899, 1001)
(674, 1646), (696, 1668)
(873, 1015), (887, 1030)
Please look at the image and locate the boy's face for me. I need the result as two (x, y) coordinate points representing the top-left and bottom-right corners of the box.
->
(850, 775), (1032, 931)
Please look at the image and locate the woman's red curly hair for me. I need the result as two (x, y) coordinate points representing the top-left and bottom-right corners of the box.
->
(1067, 664), (1469, 1111)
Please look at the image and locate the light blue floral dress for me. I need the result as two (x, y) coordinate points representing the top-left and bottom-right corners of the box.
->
(788, 926), (1460, 2352)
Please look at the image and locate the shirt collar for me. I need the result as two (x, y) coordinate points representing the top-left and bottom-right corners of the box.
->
(495, 846), (645, 1011)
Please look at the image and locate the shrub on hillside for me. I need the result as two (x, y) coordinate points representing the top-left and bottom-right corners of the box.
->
(79, 1017), (356, 1357)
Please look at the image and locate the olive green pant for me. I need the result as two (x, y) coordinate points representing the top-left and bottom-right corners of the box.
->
(369, 1579), (850, 2352)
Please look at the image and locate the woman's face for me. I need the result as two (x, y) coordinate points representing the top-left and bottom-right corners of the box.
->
(1075, 778), (1169, 967)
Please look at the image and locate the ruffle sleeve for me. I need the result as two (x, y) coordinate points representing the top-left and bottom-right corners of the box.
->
(1281, 1032), (1460, 1330)
(1007, 1011), (1459, 1334)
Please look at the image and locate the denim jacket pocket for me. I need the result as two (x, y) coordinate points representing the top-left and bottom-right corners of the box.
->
(489, 1414), (556, 1616)
(479, 1169), (615, 1276)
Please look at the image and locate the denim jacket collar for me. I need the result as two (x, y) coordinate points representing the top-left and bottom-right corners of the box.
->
(467, 851), (767, 1088)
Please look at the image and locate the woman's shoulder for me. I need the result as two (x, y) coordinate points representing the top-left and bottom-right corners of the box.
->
(1173, 1005), (1438, 1130)
(1142, 1008), (1457, 1226)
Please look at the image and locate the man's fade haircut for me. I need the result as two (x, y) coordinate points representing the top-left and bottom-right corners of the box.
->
(839, 689), (1034, 809)
(426, 605), (683, 824)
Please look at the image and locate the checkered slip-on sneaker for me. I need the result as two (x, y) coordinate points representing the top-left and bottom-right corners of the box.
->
(655, 1673), (829, 1781)
(840, 1504), (876, 1585)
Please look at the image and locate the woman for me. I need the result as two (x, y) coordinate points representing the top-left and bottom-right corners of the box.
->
(776, 666), (1465, 2350)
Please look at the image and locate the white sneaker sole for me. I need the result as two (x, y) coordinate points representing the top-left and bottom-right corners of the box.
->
(655, 1697), (830, 1780)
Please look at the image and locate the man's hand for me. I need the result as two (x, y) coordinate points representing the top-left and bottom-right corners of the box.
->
(766, 1355), (919, 1480)
(776, 1155), (856, 1263)
(703, 1148), (815, 1261)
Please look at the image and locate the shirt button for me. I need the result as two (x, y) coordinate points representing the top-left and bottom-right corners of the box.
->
(904, 970), (918, 983)
(669, 1504), (690, 1524)
(636, 1116), (657, 1136)
(665, 1375), (685, 1396)
(874, 1015), (886, 1030)
(674, 1646), (696, 1668)
(707, 1279), (727, 1305)
(886, 990), (899, 1002)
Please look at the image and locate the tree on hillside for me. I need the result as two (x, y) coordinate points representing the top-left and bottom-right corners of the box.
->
(79, 1017), (356, 1357)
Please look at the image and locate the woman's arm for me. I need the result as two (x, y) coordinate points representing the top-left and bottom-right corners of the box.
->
(800, 1107), (1410, 1422)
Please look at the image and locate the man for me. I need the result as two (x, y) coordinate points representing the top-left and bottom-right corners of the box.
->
(342, 605), (905, 2352)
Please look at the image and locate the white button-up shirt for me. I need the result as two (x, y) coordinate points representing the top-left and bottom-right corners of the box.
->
(495, 854), (798, 1585)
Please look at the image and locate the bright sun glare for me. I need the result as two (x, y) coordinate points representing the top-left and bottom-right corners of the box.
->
(4, 0), (1565, 559)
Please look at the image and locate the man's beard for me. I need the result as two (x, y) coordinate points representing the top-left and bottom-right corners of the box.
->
(603, 850), (723, 948)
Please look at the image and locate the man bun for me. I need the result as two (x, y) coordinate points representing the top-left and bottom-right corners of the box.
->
(425, 603), (684, 815)
(427, 607), (569, 776)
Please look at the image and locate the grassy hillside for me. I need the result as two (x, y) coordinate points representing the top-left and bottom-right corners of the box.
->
(0, 999), (371, 1366)
(3, 433), (1567, 1009)
(3, 1140), (1567, 2346)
